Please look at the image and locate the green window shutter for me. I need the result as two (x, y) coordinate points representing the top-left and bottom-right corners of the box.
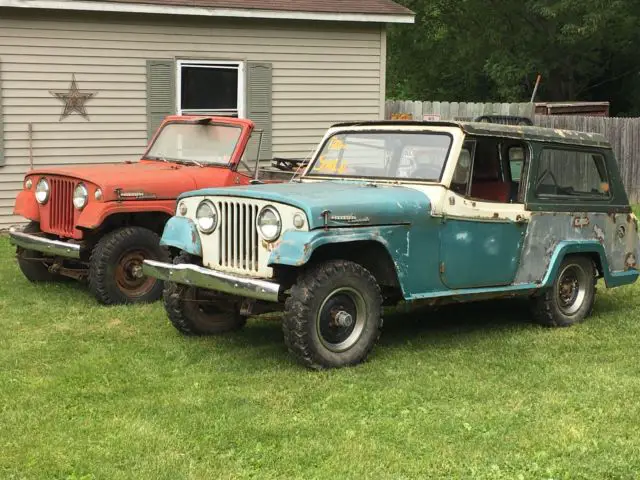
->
(0, 58), (4, 166)
(246, 62), (273, 161)
(146, 59), (176, 141)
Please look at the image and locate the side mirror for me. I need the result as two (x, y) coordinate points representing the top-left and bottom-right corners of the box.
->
(250, 179), (264, 185)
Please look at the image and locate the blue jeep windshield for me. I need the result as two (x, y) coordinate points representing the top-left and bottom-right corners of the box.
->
(307, 131), (452, 181)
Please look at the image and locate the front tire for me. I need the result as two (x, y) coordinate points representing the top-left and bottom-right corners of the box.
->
(89, 226), (170, 305)
(16, 222), (60, 282)
(531, 255), (596, 327)
(283, 260), (383, 370)
(163, 253), (246, 336)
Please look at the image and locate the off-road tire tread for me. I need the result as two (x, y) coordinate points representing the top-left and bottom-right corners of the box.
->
(531, 256), (596, 327)
(89, 226), (169, 305)
(283, 260), (383, 370)
(163, 252), (246, 336)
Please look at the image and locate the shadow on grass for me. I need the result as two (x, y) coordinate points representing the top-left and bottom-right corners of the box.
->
(207, 298), (535, 367)
(160, 290), (633, 369)
(380, 288), (627, 343)
(380, 298), (531, 344)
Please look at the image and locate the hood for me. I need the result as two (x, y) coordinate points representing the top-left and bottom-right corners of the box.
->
(27, 161), (233, 201)
(181, 180), (431, 229)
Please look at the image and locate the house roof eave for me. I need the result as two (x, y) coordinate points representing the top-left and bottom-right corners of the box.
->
(0, 0), (416, 23)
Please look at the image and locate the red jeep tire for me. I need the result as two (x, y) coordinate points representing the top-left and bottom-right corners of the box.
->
(89, 226), (170, 305)
(16, 222), (62, 282)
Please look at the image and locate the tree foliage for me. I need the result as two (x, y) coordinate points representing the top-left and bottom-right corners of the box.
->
(387, 0), (640, 115)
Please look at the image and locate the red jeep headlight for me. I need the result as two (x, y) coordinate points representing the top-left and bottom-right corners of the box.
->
(35, 178), (50, 204)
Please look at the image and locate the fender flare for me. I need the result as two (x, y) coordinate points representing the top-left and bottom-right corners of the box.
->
(158, 216), (203, 256)
(13, 190), (40, 222)
(268, 228), (397, 267)
(76, 201), (176, 229)
(542, 240), (638, 288)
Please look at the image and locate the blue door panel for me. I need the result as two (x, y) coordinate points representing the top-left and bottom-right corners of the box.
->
(439, 219), (527, 288)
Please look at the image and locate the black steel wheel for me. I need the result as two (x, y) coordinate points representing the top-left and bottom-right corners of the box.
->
(283, 260), (382, 370)
(316, 287), (368, 353)
(531, 255), (596, 327)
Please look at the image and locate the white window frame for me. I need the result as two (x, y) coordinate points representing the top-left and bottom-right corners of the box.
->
(176, 60), (245, 118)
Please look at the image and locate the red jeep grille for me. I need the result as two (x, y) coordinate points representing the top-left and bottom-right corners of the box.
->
(49, 177), (76, 237)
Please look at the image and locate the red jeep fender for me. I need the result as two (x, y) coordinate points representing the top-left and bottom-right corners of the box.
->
(13, 190), (40, 222)
(76, 200), (176, 230)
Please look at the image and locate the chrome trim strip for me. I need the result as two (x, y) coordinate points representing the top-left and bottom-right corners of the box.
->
(142, 259), (281, 303)
(9, 230), (81, 259)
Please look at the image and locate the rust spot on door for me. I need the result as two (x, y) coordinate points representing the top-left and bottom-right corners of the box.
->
(625, 253), (637, 269)
(573, 215), (590, 228)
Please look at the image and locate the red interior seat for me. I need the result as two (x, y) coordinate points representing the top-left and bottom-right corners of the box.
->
(470, 181), (510, 202)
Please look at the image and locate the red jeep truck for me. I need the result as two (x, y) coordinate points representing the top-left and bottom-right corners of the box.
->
(9, 115), (298, 305)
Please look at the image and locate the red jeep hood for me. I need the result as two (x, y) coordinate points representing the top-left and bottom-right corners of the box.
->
(27, 161), (232, 200)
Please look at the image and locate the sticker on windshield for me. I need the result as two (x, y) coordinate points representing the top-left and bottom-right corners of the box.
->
(313, 156), (348, 174)
(328, 137), (347, 151)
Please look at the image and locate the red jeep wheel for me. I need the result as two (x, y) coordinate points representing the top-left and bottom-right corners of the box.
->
(89, 226), (170, 305)
(114, 249), (157, 298)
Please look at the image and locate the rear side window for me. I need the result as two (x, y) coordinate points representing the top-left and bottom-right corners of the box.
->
(535, 148), (610, 199)
(508, 146), (524, 182)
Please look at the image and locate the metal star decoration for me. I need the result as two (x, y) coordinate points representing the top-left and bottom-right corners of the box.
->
(50, 74), (97, 121)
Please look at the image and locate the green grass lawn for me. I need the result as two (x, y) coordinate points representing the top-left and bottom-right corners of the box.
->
(1, 237), (640, 479)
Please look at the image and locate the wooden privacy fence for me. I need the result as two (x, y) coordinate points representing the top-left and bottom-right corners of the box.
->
(384, 101), (640, 203)
(385, 100), (535, 121)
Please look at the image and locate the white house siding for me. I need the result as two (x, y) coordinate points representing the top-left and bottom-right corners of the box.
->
(0, 9), (385, 228)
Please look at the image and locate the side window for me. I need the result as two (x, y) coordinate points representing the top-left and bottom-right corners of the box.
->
(471, 138), (502, 183)
(535, 148), (610, 199)
(451, 142), (474, 195)
(506, 144), (529, 204)
(237, 152), (259, 176)
(451, 137), (527, 203)
(468, 137), (512, 203)
(236, 131), (260, 176)
(508, 146), (524, 182)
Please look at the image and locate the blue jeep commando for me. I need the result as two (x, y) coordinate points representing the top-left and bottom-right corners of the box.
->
(143, 120), (640, 370)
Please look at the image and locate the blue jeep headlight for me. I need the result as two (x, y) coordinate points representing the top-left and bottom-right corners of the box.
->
(257, 206), (282, 241)
(196, 200), (217, 234)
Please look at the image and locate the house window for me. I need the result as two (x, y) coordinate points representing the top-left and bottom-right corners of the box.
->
(177, 60), (245, 117)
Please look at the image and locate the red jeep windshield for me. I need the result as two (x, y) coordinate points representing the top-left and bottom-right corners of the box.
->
(146, 122), (242, 166)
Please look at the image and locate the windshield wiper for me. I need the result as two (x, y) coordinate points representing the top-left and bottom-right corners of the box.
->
(176, 158), (204, 168)
(147, 153), (170, 163)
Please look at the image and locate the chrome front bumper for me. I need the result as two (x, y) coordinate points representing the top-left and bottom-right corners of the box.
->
(142, 260), (281, 303)
(9, 229), (81, 260)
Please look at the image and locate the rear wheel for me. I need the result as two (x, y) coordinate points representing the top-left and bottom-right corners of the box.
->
(89, 226), (170, 305)
(531, 255), (596, 327)
(283, 260), (383, 370)
(16, 222), (61, 282)
(163, 253), (246, 335)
